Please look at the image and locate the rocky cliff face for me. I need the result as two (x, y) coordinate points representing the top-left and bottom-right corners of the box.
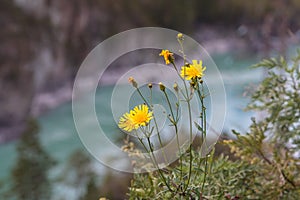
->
(0, 0), (125, 142)
(0, 0), (216, 142)
(0, 0), (81, 142)
(0, 0), (40, 142)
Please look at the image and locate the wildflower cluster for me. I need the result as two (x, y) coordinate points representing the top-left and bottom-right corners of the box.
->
(118, 33), (213, 198)
(116, 34), (300, 200)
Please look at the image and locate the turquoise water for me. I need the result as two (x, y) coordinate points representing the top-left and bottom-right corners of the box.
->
(0, 141), (17, 181)
(0, 52), (261, 195)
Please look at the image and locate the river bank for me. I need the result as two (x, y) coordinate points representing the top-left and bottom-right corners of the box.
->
(1, 23), (299, 144)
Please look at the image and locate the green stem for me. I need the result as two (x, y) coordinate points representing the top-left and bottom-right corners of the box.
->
(146, 136), (173, 192)
(136, 87), (168, 163)
(136, 88), (150, 107)
(184, 97), (193, 192)
(171, 57), (193, 192)
(162, 90), (183, 185)
(152, 113), (168, 163)
(136, 128), (173, 192)
(178, 38), (187, 64)
(174, 62), (193, 192)
(196, 82), (208, 192)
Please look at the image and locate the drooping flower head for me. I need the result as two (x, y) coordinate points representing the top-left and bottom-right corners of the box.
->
(180, 60), (206, 80)
(159, 50), (174, 65)
(118, 104), (153, 132)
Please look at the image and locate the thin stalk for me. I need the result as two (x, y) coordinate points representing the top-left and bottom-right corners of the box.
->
(183, 96), (193, 192)
(137, 137), (148, 156)
(152, 114), (168, 163)
(163, 90), (176, 127)
(136, 87), (168, 163)
(135, 129), (149, 153)
(174, 47), (193, 193)
(137, 128), (173, 191)
(145, 136), (173, 192)
(136, 88), (150, 107)
(190, 82), (202, 184)
(162, 90), (183, 185)
(178, 38), (187, 64)
(196, 82), (208, 192)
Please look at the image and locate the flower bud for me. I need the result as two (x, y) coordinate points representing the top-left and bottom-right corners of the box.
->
(159, 82), (165, 91)
(190, 81), (196, 88)
(173, 83), (178, 93)
(128, 77), (138, 88)
(177, 33), (184, 41)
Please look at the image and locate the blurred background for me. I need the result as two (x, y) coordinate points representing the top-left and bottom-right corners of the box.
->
(0, 0), (300, 199)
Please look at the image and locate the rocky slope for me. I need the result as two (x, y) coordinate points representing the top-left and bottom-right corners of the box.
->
(0, 0), (130, 142)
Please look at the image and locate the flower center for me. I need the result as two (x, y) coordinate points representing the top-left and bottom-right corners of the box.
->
(134, 112), (148, 124)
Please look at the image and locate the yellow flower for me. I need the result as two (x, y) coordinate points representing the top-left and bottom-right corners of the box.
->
(118, 112), (136, 132)
(118, 104), (153, 131)
(159, 50), (174, 65)
(131, 104), (153, 127)
(180, 60), (206, 80)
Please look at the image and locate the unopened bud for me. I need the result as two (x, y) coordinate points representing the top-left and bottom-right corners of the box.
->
(177, 33), (184, 41)
(159, 82), (165, 91)
(173, 83), (178, 92)
(190, 81), (196, 88)
(128, 77), (138, 88)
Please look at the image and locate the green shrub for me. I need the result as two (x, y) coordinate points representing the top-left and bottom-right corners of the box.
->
(226, 51), (300, 199)
(127, 50), (300, 199)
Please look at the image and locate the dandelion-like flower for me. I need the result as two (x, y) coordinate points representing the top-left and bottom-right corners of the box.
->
(118, 104), (153, 131)
(118, 112), (136, 132)
(131, 104), (153, 127)
(180, 60), (206, 80)
(159, 50), (174, 65)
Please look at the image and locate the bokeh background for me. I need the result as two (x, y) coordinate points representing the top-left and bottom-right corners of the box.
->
(0, 0), (300, 199)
